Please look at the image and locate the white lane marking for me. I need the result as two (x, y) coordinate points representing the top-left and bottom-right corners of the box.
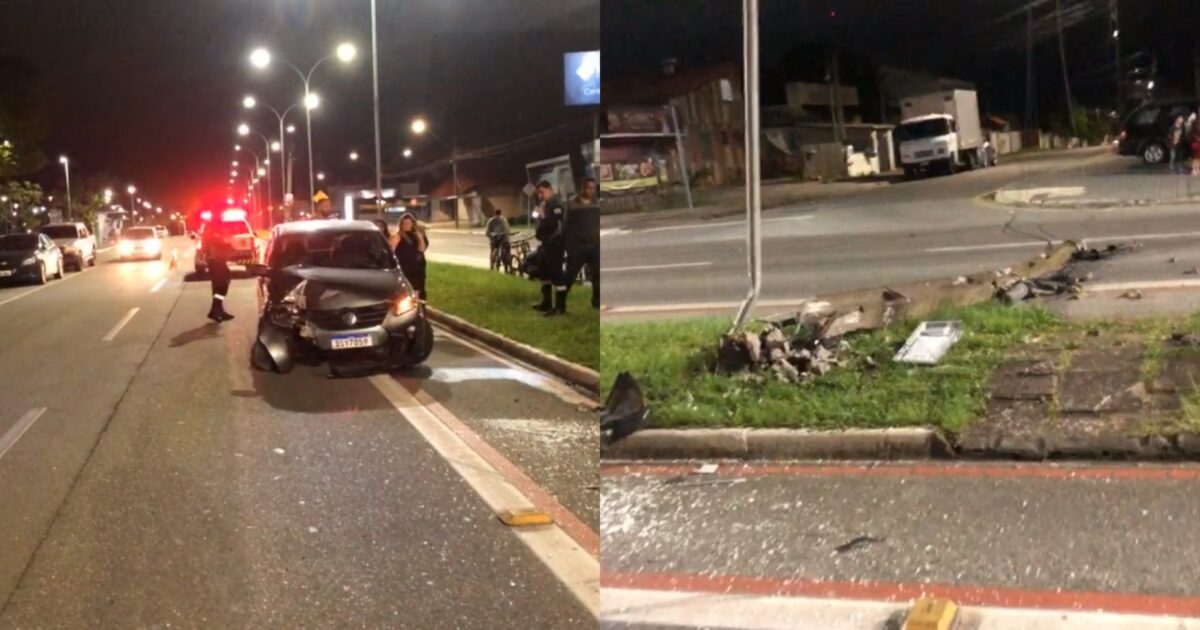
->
(102, 307), (140, 341)
(926, 230), (1200, 254)
(150, 278), (167, 293)
(632, 214), (813, 235)
(603, 261), (713, 273)
(432, 326), (597, 407)
(0, 267), (88, 308)
(368, 375), (599, 617)
(1086, 279), (1200, 293)
(604, 297), (816, 315)
(602, 587), (1200, 630)
(0, 408), (47, 461)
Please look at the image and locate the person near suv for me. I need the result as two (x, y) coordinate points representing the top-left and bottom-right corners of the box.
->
(38, 222), (96, 271)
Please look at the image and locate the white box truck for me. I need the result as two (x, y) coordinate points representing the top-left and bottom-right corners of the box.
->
(896, 89), (994, 178)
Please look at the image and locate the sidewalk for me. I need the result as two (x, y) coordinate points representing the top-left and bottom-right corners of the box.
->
(993, 164), (1200, 208)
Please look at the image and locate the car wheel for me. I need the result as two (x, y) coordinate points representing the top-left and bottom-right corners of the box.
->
(88, 253), (96, 267)
(55, 258), (64, 279)
(35, 262), (47, 285)
(1142, 142), (1167, 165)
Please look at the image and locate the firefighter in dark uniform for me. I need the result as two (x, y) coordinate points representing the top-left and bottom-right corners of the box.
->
(203, 221), (234, 323)
(533, 180), (568, 316)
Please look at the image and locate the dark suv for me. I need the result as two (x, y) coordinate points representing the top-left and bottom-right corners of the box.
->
(1118, 99), (1198, 164)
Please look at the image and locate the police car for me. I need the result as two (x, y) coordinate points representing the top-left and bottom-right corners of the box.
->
(191, 208), (262, 275)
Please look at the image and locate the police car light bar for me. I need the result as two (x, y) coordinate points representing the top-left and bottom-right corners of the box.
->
(221, 208), (247, 222)
(200, 210), (213, 222)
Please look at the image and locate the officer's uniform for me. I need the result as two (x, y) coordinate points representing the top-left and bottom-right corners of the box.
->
(565, 200), (600, 309)
(534, 197), (568, 315)
(204, 227), (233, 322)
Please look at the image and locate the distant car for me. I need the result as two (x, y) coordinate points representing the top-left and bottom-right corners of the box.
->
(192, 208), (261, 276)
(0, 233), (65, 285)
(117, 226), (163, 261)
(153, 225), (168, 238)
(249, 220), (433, 376)
(1118, 99), (1198, 164)
(39, 222), (96, 271)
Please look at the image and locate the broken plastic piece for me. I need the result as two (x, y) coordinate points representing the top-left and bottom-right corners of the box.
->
(894, 321), (963, 365)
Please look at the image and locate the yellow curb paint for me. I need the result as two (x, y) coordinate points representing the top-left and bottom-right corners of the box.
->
(498, 508), (554, 527)
(904, 598), (959, 630)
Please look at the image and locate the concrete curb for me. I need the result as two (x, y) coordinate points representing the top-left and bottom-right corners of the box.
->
(426, 307), (600, 395)
(602, 427), (951, 461)
(986, 193), (1197, 211)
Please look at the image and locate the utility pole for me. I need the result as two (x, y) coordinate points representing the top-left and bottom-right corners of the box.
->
(1111, 0), (1123, 118)
(1025, 3), (1036, 133)
(1056, 0), (1077, 137)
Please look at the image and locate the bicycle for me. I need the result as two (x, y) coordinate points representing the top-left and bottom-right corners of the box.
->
(488, 235), (511, 272)
(508, 234), (533, 277)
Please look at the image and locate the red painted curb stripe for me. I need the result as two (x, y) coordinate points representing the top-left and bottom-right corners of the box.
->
(602, 570), (1200, 617)
(400, 379), (600, 558)
(601, 461), (1200, 482)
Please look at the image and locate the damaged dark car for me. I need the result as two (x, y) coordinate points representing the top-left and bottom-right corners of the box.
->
(249, 220), (433, 376)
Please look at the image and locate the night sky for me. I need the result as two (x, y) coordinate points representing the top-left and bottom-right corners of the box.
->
(0, 0), (597, 210)
(603, 0), (1199, 122)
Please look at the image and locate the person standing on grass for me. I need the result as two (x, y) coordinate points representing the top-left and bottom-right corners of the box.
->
(394, 212), (428, 300)
(533, 180), (568, 316)
(485, 209), (511, 272)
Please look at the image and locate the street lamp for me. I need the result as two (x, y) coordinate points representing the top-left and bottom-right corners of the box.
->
(248, 42), (356, 211)
(409, 116), (460, 228)
(410, 118), (428, 135)
(403, 148), (412, 159)
(349, 150), (359, 161)
(58, 155), (72, 219)
(316, 172), (326, 181)
(244, 95), (299, 209)
(127, 185), (137, 215)
(237, 123), (275, 218)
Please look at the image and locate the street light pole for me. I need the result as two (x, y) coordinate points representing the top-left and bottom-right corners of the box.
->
(59, 156), (72, 220)
(731, 0), (762, 332)
(370, 0), (384, 205)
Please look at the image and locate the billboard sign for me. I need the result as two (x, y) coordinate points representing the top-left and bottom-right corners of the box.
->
(564, 50), (600, 106)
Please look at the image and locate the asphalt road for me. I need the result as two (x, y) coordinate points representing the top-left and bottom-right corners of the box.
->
(0, 237), (598, 627)
(601, 149), (1200, 317)
(425, 228), (536, 269)
(601, 461), (1200, 628)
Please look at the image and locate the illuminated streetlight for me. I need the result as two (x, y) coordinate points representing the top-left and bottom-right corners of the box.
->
(286, 124), (296, 134)
(336, 42), (357, 63)
(249, 47), (271, 69)
(316, 172), (326, 181)
(304, 93), (320, 110)
(349, 151), (359, 161)
(403, 148), (413, 159)
(237, 123), (250, 136)
(271, 141), (281, 152)
(410, 117), (427, 135)
(243, 95), (257, 109)
(58, 155), (72, 219)
(232, 160), (239, 167)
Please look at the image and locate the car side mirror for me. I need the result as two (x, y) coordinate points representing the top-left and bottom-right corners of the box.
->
(247, 263), (270, 277)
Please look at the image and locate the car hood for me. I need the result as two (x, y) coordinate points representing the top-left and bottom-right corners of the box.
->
(280, 266), (410, 310)
(0, 249), (36, 264)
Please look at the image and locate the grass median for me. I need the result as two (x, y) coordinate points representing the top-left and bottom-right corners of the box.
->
(426, 262), (599, 370)
(601, 304), (1068, 431)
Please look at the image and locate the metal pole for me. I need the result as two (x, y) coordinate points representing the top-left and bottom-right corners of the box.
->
(63, 160), (72, 220)
(669, 104), (694, 210)
(370, 0), (384, 205)
(261, 134), (273, 225)
(731, 0), (761, 332)
(451, 146), (460, 229)
(305, 82), (316, 208)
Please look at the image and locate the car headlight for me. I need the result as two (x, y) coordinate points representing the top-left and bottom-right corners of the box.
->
(21, 257), (36, 266)
(145, 240), (161, 252)
(392, 294), (416, 315)
(119, 241), (133, 254)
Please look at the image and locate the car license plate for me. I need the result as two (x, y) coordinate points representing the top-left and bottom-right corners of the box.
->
(330, 334), (374, 350)
(0, 270), (11, 277)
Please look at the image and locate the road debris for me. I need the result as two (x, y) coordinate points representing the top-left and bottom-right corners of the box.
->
(716, 305), (869, 382)
(894, 321), (963, 365)
(1121, 289), (1143, 300)
(1170, 332), (1200, 348)
(601, 372), (648, 447)
(695, 463), (719, 475)
(834, 535), (887, 554)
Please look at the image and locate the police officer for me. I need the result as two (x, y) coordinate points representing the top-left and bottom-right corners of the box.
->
(203, 221), (234, 323)
(533, 180), (568, 316)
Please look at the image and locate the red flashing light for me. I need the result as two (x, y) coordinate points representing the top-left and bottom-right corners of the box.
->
(200, 210), (213, 222)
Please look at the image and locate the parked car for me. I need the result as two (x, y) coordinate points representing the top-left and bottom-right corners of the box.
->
(153, 225), (169, 238)
(0, 233), (65, 285)
(39, 222), (96, 271)
(249, 220), (433, 376)
(192, 208), (261, 276)
(117, 226), (163, 261)
(1118, 99), (1198, 164)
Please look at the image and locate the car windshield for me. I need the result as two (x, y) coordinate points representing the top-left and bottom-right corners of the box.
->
(40, 226), (78, 239)
(272, 230), (397, 270)
(897, 118), (951, 141)
(124, 228), (156, 239)
(0, 234), (39, 251)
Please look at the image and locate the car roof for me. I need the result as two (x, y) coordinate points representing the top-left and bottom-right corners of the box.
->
(274, 219), (381, 236)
